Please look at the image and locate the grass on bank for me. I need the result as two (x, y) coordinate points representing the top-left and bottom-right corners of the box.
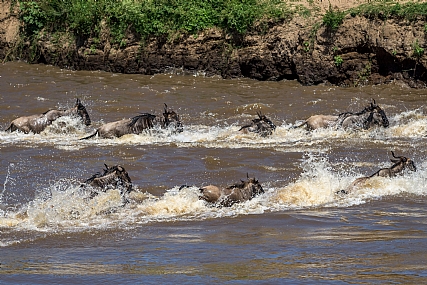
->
(13, 0), (427, 53)
(349, 0), (427, 21)
(17, 0), (303, 46)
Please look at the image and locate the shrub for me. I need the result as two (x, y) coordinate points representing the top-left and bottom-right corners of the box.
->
(334, 55), (343, 67)
(323, 5), (345, 31)
(17, 0), (294, 44)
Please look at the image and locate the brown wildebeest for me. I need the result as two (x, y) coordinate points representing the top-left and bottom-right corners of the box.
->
(80, 104), (182, 139)
(82, 164), (133, 200)
(161, 103), (183, 132)
(239, 111), (276, 137)
(338, 151), (416, 195)
(5, 98), (91, 134)
(80, 113), (157, 139)
(294, 99), (389, 131)
(199, 175), (265, 207)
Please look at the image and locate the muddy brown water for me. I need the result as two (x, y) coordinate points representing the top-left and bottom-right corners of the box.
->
(1, 62), (427, 284)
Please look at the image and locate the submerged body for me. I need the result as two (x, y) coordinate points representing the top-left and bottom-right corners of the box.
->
(81, 104), (182, 139)
(296, 99), (389, 131)
(239, 111), (276, 137)
(199, 176), (264, 207)
(82, 164), (133, 200)
(340, 152), (416, 194)
(81, 114), (156, 139)
(5, 99), (91, 134)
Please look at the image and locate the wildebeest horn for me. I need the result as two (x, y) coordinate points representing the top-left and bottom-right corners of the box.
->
(164, 103), (168, 112)
(390, 151), (407, 162)
(391, 151), (403, 159)
(104, 163), (109, 170)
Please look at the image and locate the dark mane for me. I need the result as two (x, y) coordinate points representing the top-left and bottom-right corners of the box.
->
(227, 180), (247, 189)
(128, 113), (156, 128)
(42, 109), (53, 115)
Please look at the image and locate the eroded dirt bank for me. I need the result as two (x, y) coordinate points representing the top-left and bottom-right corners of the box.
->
(1, 0), (427, 87)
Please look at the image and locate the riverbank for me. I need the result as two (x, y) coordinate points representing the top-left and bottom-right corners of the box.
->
(1, 0), (427, 87)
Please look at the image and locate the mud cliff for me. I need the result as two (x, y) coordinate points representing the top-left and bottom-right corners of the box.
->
(1, 0), (426, 87)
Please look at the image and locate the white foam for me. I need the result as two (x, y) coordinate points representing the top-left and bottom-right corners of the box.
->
(1, 154), (425, 235)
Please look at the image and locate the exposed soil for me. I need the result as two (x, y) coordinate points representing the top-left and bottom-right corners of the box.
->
(1, 0), (427, 87)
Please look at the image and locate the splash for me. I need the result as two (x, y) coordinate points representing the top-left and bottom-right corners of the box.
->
(1, 154), (425, 237)
(2, 108), (427, 150)
(269, 153), (427, 210)
(0, 163), (14, 205)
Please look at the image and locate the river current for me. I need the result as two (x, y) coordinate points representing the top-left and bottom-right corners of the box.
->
(1, 62), (426, 284)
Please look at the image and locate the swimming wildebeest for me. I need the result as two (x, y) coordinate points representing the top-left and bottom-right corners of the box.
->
(239, 111), (276, 137)
(82, 164), (133, 200)
(338, 151), (416, 195)
(295, 99), (389, 131)
(5, 98), (91, 134)
(198, 175), (265, 207)
(80, 104), (182, 139)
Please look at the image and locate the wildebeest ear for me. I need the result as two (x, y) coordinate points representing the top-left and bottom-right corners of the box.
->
(117, 166), (124, 171)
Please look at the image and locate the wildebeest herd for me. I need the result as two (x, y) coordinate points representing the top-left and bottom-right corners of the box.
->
(3, 98), (417, 207)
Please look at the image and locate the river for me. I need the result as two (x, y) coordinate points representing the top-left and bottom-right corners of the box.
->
(1, 62), (426, 284)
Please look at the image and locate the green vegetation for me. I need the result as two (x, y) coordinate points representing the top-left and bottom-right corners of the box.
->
(412, 39), (424, 59)
(349, 0), (427, 21)
(334, 55), (343, 67)
(17, 0), (297, 45)
(323, 5), (345, 31)
(11, 0), (427, 69)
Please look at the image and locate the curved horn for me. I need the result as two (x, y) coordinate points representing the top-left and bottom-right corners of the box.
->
(104, 163), (109, 170)
(391, 151), (398, 158)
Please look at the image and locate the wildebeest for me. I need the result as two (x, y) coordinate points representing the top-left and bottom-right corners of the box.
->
(198, 175), (265, 207)
(295, 99), (389, 131)
(80, 104), (182, 139)
(161, 103), (183, 132)
(82, 164), (133, 200)
(239, 111), (276, 137)
(5, 98), (91, 134)
(338, 151), (416, 195)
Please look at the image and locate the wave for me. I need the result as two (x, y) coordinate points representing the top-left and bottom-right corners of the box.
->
(1, 109), (426, 150)
(1, 154), (425, 237)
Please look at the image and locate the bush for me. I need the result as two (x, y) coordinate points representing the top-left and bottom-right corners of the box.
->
(18, 0), (293, 44)
(323, 5), (345, 31)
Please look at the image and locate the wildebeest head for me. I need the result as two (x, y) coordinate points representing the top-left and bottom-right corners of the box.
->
(363, 99), (389, 128)
(390, 151), (417, 172)
(74, 98), (91, 126)
(162, 103), (183, 132)
(84, 164), (133, 196)
(230, 174), (265, 198)
(239, 111), (276, 137)
(255, 111), (276, 131)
